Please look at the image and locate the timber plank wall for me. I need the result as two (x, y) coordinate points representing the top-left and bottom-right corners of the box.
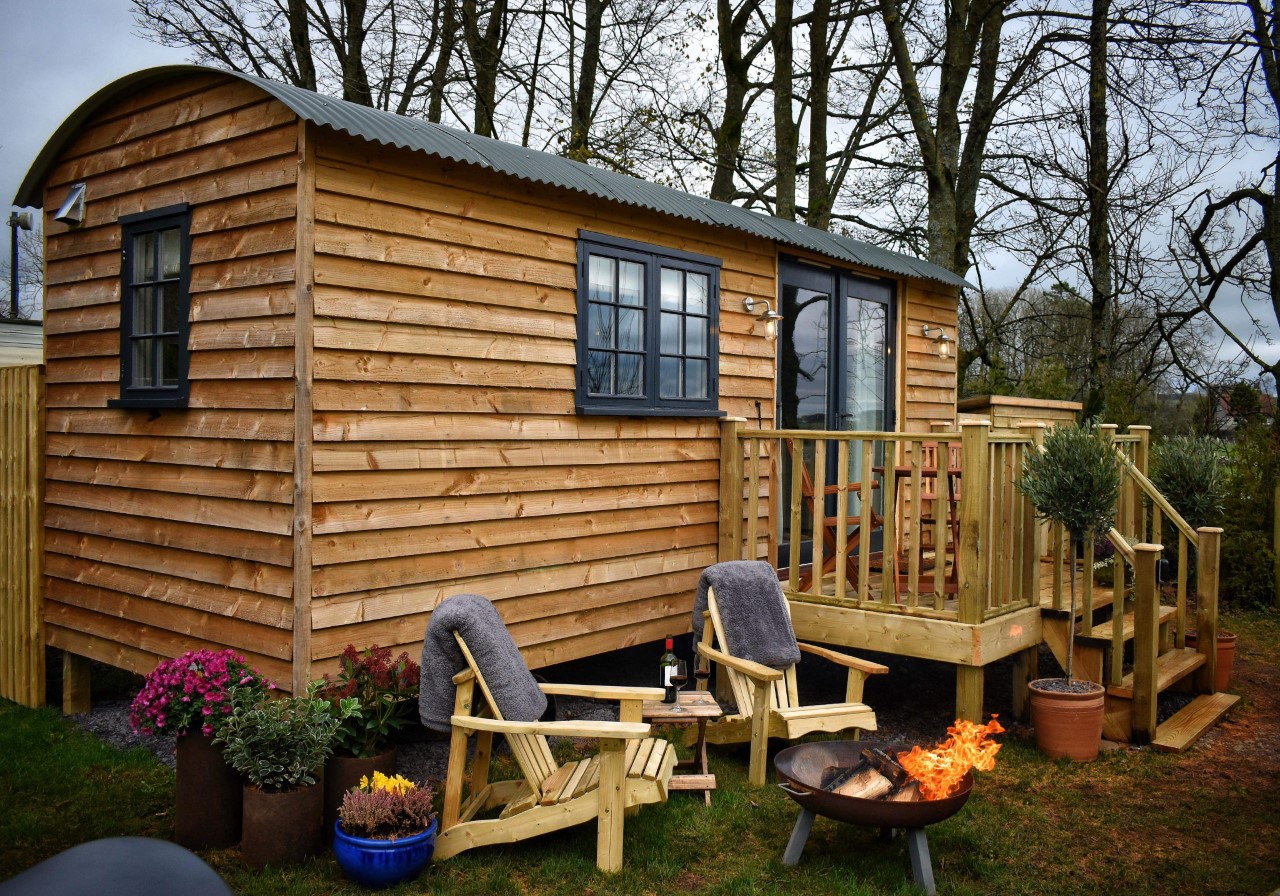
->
(42, 76), (298, 686)
(304, 134), (776, 678)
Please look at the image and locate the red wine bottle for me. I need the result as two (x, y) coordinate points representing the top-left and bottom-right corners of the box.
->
(659, 637), (677, 703)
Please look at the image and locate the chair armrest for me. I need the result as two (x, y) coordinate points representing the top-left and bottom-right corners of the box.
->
(450, 715), (652, 740)
(539, 683), (666, 702)
(697, 643), (784, 682)
(820, 480), (880, 497)
(798, 642), (889, 675)
(451, 667), (476, 685)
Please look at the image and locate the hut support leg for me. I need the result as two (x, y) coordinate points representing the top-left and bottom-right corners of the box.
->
(62, 652), (90, 715)
(782, 808), (816, 866)
(955, 666), (983, 722)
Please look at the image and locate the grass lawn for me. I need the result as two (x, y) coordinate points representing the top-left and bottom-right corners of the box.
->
(2, 609), (1279, 895)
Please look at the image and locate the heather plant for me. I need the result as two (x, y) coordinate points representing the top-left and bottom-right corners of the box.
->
(129, 649), (273, 738)
(1019, 421), (1123, 683)
(314, 644), (421, 759)
(216, 690), (358, 792)
(339, 771), (436, 840)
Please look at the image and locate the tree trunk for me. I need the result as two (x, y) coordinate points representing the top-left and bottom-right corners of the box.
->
(805, 0), (832, 229)
(772, 0), (797, 220)
(287, 0), (317, 90)
(1084, 0), (1113, 420)
(340, 0), (374, 106)
(567, 0), (608, 161)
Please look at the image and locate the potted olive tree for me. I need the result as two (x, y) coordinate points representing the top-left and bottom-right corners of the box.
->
(1018, 421), (1122, 761)
(216, 690), (356, 868)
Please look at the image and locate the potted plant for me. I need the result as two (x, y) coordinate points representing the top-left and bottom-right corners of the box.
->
(129, 649), (273, 849)
(1018, 421), (1123, 761)
(216, 689), (357, 868)
(314, 644), (421, 839)
(333, 771), (438, 889)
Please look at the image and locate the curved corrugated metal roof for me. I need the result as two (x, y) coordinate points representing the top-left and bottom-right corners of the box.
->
(16, 65), (971, 289)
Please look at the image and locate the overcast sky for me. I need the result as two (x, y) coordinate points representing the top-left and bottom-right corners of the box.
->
(1, 0), (187, 209)
(3, 0), (1275, 383)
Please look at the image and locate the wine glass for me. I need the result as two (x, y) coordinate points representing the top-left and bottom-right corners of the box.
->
(670, 659), (689, 711)
(693, 662), (711, 696)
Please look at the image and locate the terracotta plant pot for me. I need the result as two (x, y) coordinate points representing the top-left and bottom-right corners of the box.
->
(1185, 630), (1238, 692)
(241, 781), (324, 869)
(1028, 678), (1105, 762)
(174, 729), (242, 850)
(323, 748), (399, 843)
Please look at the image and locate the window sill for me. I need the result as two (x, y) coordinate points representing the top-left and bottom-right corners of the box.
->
(576, 404), (726, 418)
(108, 396), (189, 410)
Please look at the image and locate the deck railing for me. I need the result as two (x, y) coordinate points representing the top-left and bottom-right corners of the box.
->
(719, 419), (1043, 625)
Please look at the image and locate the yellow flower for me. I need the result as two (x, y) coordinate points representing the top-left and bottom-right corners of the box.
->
(360, 771), (416, 796)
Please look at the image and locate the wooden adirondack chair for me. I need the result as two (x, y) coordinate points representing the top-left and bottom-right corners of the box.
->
(696, 584), (888, 787)
(436, 632), (677, 873)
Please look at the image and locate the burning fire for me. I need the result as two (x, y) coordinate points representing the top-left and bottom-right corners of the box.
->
(896, 716), (1005, 800)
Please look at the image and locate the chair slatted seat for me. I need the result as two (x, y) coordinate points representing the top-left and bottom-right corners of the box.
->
(436, 629), (676, 872)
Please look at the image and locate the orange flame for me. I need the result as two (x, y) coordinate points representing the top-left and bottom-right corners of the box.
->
(896, 716), (1005, 800)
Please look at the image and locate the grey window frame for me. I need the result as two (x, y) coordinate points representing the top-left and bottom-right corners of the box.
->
(575, 231), (722, 417)
(110, 204), (192, 409)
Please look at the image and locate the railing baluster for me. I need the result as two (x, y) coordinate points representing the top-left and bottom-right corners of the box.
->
(788, 439), (803, 593)
(834, 440), (850, 603)
(882, 443), (897, 607)
(907, 441), (922, 608)
(1177, 533), (1188, 647)
(745, 435), (760, 562)
(859, 440), (873, 603)
(811, 439), (827, 596)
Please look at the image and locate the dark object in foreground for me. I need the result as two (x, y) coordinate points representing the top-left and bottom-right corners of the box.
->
(0, 837), (232, 896)
(775, 741), (973, 896)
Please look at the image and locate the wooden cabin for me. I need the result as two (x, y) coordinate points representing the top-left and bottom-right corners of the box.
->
(16, 66), (970, 696)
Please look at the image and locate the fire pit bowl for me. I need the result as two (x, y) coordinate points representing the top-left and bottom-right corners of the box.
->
(774, 741), (974, 896)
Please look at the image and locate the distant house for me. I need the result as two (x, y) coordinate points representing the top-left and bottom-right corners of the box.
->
(0, 318), (43, 367)
(1211, 387), (1276, 436)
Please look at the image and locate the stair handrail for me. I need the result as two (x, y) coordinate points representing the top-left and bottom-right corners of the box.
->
(1113, 451), (1199, 549)
(1106, 527), (1136, 564)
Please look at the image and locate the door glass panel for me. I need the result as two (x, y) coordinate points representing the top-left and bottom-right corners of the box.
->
(779, 286), (829, 430)
(844, 297), (887, 431)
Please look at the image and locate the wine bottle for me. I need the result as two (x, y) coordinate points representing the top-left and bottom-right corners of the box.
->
(659, 636), (677, 703)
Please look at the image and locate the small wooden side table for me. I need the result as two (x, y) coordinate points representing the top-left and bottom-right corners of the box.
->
(641, 691), (722, 806)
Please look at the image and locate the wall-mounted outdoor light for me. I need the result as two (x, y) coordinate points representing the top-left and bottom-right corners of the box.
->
(54, 183), (87, 227)
(744, 296), (783, 340)
(922, 324), (952, 360)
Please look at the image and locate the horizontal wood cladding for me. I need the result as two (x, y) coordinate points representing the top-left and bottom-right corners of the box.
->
(41, 74), (301, 679)
(307, 133), (775, 664)
(903, 283), (959, 432)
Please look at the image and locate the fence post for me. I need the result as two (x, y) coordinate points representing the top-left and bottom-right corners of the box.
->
(1130, 425), (1151, 542)
(956, 421), (990, 722)
(1131, 542), (1162, 744)
(1194, 527), (1224, 693)
(1273, 482), (1280, 610)
(718, 417), (745, 563)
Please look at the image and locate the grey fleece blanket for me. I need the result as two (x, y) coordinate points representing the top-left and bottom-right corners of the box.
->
(692, 561), (802, 669)
(419, 593), (548, 733)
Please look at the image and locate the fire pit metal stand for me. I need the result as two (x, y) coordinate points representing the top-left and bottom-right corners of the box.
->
(775, 741), (974, 896)
(780, 793), (937, 896)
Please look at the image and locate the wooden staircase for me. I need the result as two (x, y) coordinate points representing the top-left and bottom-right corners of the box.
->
(1041, 585), (1239, 752)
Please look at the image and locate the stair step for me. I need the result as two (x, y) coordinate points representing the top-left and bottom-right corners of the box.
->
(1078, 604), (1177, 646)
(1107, 647), (1205, 699)
(1151, 693), (1241, 753)
(1040, 588), (1123, 620)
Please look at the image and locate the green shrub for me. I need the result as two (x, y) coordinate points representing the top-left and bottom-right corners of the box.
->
(216, 691), (357, 792)
(1150, 435), (1226, 531)
(1219, 422), (1278, 608)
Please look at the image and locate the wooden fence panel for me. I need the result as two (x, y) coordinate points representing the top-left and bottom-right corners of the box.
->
(1, 365), (45, 708)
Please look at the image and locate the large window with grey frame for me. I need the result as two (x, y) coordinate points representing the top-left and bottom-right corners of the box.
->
(575, 232), (722, 416)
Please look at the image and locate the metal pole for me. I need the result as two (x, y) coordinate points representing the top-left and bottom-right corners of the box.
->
(7, 211), (18, 319)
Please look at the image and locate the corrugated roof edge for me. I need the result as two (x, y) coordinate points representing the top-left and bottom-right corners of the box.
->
(15, 65), (973, 290)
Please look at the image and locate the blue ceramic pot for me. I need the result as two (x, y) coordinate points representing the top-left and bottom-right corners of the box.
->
(332, 816), (438, 889)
